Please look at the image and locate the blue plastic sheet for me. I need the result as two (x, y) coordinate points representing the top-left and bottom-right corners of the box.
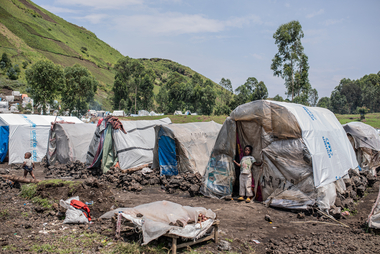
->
(158, 130), (178, 176)
(0, 126), (9, 162)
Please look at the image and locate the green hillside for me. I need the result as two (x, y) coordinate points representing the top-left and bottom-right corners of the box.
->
(0, 0), (219, 111)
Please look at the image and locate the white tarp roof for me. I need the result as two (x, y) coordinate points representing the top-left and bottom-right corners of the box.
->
(113, 117), (172, 169)
(0, 114), (83, 164)
(271, 101), (358, 188)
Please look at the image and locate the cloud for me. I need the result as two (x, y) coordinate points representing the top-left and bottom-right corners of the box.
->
(322, 18), (344, 26)
(252, 53), (264, 60)
(285, 3), (290, 8)
(55, 0), (143, 9)
(40, 5), (78, 14)
(114, 13), (262, 35)
(306, 9), (324, 18)
(75, 14), (108, 24)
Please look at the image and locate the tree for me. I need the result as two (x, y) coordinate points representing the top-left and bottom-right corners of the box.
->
(272, 94), (284, 101)
(338, 78), (362, 113)
(0, 53), (12, 70)
(271, 20), (307, 100)
(252, 81), (268, 101)
(26, 60), (64, 115)
(139, 71), (156, 110)
(6, 64), (20, 80)
(308, 88), (319, 107)
(317, 97), (330, 109)
(199, 85), (216, 115)
(330, 89), (349, 114)
(61, 64), (98, 115)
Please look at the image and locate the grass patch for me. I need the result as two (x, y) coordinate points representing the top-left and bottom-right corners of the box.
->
(20, 183), (37, 199)
(0, 209), (9, 218)
(336, 113), (380, 129)
(31, 196), (52, 209)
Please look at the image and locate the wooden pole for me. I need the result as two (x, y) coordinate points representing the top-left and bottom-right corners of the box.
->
(120, 163), (152, 174)
(1, 175), (41, 183)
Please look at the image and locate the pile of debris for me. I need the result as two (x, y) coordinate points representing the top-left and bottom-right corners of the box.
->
(43, 160), (101, 179)
(102, 166), (203, 196)
(330, 169), (377, 218)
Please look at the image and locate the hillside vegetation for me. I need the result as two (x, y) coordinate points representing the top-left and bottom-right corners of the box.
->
(0, 0), (219, 111)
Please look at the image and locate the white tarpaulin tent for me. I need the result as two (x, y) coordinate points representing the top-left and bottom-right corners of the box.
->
(86, 117), (172, 172)
(0, 114), (82, 164)
(201, 100), (358, 210)
(152, 121), (222, 177)
(47, 122), (97, 165)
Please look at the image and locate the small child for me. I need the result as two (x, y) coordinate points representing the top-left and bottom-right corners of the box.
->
(233, 145), (261, 203)
(23, 152), (35, 179)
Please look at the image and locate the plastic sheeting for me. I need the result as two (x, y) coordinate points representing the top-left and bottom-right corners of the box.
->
(0, 114), (83, 164)
(114, 118), (172, 169)
(100, 200), (216, 245)
(60, 196), (89, 224)
(153, 121), (222, 176)
(368, 187), (380, 229)
(0, 126), (9, 162)
(47, 123), (97, 165)
(201, 100), (358, 210)
(343, 122), (380, 174)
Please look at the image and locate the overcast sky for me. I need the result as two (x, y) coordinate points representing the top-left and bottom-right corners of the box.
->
(33, 0), (380, 99)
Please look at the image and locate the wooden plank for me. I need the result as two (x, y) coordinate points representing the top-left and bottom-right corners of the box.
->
(176, 234), (214, 249)
(120, 163), (152, 174)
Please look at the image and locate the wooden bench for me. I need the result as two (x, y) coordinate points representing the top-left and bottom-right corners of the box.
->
(164, 220), (220, 254)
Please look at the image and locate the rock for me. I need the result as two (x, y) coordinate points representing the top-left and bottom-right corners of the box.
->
(329, 206), (341, 220)
(342, 198), (354, 210)
(140, 179), (149, 185)
(188, 184), (200, 197)
(265, 214), (272, 222)
(343, 178), (353, 188)
(297, 213), (305, 219)
(335, 196), (343, 208)
(356, 185), (366, 197)
(131, 183), (143, 192)
(218, 240), (231, 251)
(52, 203), (59, 211)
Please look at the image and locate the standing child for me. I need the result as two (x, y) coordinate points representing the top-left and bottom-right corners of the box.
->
(233, 145), (261, 203)
(23, 152), (35, 179)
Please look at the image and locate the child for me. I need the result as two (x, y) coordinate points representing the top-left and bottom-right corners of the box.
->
(23, 152), (36, 179)
(233, 145), (261, 203)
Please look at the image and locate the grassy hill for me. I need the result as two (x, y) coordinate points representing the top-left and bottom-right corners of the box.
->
(0, 0), (219, 111)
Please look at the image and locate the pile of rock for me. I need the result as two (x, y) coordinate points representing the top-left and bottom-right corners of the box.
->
(43, 160), (101, 179)
(330, 169), (376, 218)
(113, 166), (203, 196)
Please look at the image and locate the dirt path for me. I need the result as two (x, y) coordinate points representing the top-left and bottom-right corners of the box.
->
(1, 164), (380, 253)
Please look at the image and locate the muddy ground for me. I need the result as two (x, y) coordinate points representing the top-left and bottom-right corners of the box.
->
(1, 163), (380, 253)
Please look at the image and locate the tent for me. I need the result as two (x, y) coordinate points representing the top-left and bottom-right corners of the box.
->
(86, 117), (171, 172)
(343, 122), (380, 176)
(201, 100), (358, 210)
(152, 121), (222, 177)
(0, 114), (83, 164)
(46, 122), (97, 165)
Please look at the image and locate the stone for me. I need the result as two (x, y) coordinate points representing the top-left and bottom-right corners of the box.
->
(265, 214), (272, 222)
(297, 213), (305, 219)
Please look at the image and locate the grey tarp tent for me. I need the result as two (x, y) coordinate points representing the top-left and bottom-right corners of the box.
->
(86, 117), (171, 172)
(47, 122), (97, 165)
(201, 100), (358, 210)
(343, 122), (380, 176)
(152, 121), (222, 177)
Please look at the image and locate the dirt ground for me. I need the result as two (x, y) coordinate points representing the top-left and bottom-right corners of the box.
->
(1, 163), (380, 253)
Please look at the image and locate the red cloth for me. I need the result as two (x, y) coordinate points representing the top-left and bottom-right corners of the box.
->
(105, 116), (127, 134)
(70, 200), (91, 221)
(97, 118), (103, 127)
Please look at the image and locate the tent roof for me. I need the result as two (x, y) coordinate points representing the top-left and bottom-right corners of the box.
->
(0, 114), (83, 126)
(343, 122), (380, 151)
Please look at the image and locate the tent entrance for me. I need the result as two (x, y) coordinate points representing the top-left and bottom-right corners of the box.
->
(158, 128), (178, 176)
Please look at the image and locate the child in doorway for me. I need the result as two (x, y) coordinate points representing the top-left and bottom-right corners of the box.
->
(233, 145), (261, 203)
(23, 152), (35, 179)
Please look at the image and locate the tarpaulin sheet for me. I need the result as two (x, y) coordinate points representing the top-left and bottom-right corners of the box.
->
(47, 123), (96, 165)
(0, 126), (9, 162)
(153, 121), (222, 176)
(0, 114), (83, 164)
(113, 118), (172, 169)
(158, 130), (178, 176)
(270, 101), (358, 188)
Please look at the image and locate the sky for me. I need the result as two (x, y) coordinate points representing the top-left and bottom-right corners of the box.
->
(33, 0), (380, 99)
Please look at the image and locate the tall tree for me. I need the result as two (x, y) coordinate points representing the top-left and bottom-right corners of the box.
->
(251, 81), (268, 101)
(308, 88), (319, 107)
(235, 77), (267, 104)
(271, 20), (307, 100)
(61, 64), (98, 115)
(317, 97), (331, 109)
(26, 60), (64, 115)
(0, 53), (12, 70)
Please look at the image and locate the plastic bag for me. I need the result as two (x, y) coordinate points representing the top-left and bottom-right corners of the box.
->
(60, 196), (89, 224)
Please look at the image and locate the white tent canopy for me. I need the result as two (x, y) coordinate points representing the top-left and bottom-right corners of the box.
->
(0, 114), (83, 164)
(47, 122), (97, 165)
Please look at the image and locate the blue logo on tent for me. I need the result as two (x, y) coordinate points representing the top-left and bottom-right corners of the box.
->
(22, 115), (36, 127)
(303, 106), (317, 121)
(322, 136), (333, 158)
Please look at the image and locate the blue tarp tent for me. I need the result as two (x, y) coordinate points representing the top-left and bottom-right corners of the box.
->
(0, 126), (9, 162)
